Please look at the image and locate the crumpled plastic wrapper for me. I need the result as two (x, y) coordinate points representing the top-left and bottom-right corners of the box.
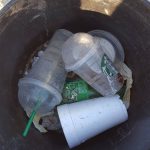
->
(26, 112), (48, 133)
(41, 111), (61, 131)
(117, 62), (133, 109)
(26, 110), (61, 133)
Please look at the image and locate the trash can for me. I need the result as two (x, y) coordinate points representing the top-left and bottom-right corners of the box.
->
(0, 0), (149, 149)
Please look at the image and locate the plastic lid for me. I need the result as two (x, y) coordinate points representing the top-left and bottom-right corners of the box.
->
(88, 30), (125, 62)
(62, 33), (99, 71)
(19, 78), (62, 104)
(97, 37), (116, 62)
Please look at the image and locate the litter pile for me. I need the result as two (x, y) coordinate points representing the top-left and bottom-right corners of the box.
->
(18, 29), (133, 148)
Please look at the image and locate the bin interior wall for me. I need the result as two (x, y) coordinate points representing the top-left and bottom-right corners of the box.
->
(0, 0), (149, 149)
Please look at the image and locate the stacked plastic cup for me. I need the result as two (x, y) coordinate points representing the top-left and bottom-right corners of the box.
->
(18, 29), (73, 115)
(62, 33), (123, 96)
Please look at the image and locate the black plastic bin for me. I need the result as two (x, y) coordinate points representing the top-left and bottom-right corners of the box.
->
(0, 0), (150, 149)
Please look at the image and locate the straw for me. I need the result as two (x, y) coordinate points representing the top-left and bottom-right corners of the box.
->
(22, 99), (41, 137)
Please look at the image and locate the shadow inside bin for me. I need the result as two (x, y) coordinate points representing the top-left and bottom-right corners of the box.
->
(0, 0), (150, 149)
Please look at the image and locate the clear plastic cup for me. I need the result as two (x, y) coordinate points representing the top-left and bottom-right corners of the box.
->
(62, 33), (124, 96)
(18, 29), (73, 115)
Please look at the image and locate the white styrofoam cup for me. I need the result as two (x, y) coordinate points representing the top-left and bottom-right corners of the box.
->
(57, 95), (128, 148)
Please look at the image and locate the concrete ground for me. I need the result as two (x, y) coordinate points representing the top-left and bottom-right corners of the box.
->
(0, 0), (11, 10)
